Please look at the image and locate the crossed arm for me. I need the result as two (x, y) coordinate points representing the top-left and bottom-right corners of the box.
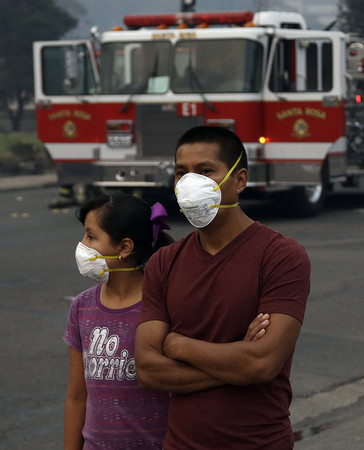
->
(135, 313), (301, 393)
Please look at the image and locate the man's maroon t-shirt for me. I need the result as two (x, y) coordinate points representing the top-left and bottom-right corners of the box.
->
(140, 222), (310, 450)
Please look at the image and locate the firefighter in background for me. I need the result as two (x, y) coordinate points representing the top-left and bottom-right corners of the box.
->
(49, 184), (77, 208)
(49, 183), (97, 208)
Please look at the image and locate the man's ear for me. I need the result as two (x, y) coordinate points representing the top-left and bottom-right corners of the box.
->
(119, 238), (135, 260)
(235, 168), (248, 195)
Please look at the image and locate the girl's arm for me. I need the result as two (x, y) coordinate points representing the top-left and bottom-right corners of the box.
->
(64, 347), (87, 450)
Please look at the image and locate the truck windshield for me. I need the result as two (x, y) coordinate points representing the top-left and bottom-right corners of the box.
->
(172, 39), (263, 93)
(100, 41), (172, 94)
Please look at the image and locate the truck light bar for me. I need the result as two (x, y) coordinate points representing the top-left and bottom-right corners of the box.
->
(124, 11), (254, 28)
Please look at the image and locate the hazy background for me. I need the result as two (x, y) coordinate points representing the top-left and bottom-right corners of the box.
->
(62, 0), (340, 38)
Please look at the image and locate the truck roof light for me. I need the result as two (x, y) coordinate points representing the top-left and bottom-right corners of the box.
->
(124, 11), (254, 29)
(111, 26), (123, 31)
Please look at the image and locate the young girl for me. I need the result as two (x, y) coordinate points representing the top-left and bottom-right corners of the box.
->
(63, 193), (269, 449)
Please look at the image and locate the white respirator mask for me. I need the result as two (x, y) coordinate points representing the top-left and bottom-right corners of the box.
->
(75, 242), (142, 284)
(175, 152), (243, 228)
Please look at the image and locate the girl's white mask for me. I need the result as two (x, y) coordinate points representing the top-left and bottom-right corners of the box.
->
(175, 152), (243, 228)
(75, 242), (141, 284)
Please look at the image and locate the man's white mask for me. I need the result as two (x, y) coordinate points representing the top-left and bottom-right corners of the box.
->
(175, 152), (243, 228)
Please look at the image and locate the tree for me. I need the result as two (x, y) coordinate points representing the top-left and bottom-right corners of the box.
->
(338, 0), (364, 36)
(0, 0), (77, 131)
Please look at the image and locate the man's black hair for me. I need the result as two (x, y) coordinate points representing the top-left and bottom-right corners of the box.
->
(175, 126), (248, 171)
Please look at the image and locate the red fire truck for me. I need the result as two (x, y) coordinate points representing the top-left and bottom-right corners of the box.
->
(33, 9), (364, 215)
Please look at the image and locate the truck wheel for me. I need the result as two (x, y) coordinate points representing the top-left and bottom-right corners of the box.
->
(288, 184), (326, 217)
(281, 161), (328, 217)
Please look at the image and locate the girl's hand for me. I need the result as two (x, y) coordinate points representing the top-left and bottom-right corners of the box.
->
(243, 313), (270, 342)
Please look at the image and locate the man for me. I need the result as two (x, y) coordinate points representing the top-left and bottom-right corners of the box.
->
(135, 126), (310, 449)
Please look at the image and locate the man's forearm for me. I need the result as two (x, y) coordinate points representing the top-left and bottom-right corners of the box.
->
(135, 320), (225, 393)
(136, 353), (225, 393)
(164, 334), (265, 385)
(163, 314), (302, 385)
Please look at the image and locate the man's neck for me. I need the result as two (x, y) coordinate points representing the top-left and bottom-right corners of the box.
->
(197, 209), (254, 255)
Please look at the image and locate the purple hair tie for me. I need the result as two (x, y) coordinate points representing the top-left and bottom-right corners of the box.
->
(150, 202), (171, 242)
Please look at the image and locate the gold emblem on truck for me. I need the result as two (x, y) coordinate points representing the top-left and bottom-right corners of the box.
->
(293, 119), (310, 138)
(63, 120), (78, 139)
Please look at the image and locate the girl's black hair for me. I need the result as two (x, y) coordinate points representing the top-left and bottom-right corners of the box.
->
(76, 194), (173, 265)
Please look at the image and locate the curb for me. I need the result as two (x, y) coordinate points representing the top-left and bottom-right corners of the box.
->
(0, 173), (58, 191)
(290, 377), (364, 426)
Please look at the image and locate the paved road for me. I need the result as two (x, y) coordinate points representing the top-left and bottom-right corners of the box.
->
(245, 190), (364, 449)
(0, 181), (364, 449)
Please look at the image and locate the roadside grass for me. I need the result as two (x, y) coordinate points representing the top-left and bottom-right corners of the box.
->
(0, 133), (54, 175)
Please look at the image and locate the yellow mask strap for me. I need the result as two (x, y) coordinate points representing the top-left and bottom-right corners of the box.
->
(88, 255), (143, 275)
(89, 255), (119, 261)
(209, 202), (239, 210)
(213, 152), (243, 191)
(98, 264), (144, 277)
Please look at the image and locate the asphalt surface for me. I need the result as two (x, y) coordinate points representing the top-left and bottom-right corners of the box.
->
(1, 172), (364, 449)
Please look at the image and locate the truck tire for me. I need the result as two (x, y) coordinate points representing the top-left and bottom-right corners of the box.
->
(285, 160), (329, 217)
(288, 183), (326, 217)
